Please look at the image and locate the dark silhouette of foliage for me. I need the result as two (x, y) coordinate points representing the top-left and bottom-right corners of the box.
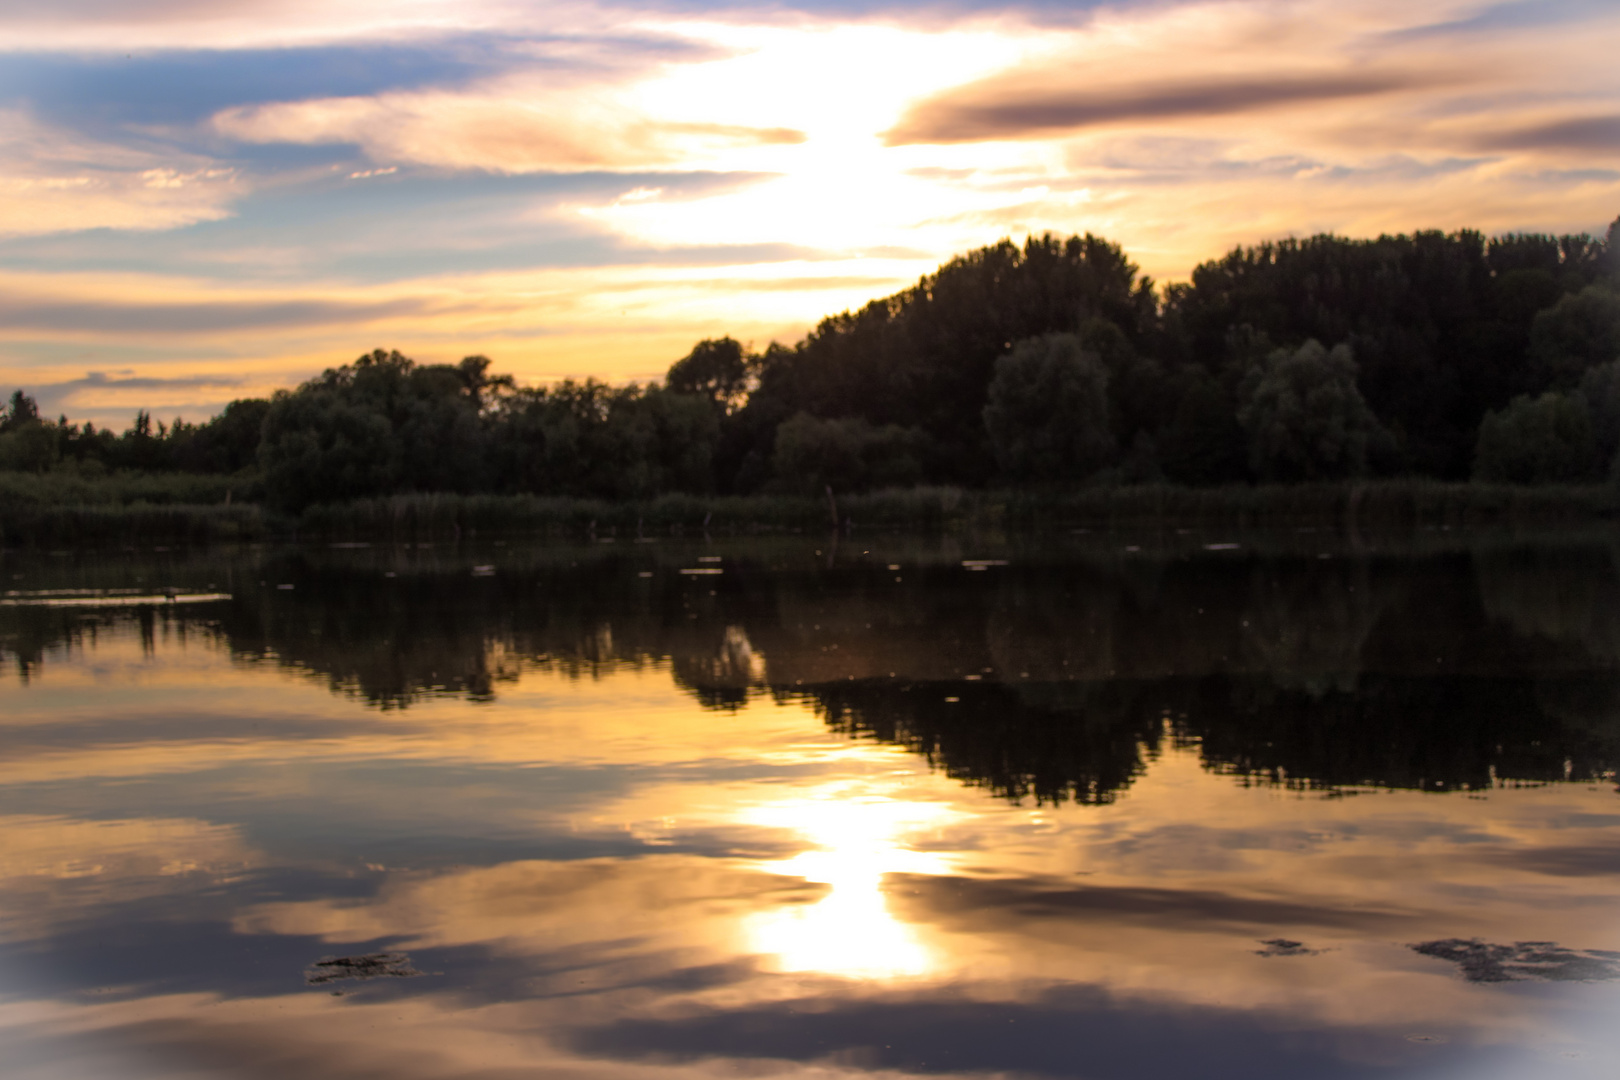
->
(1156, 369), (1247, 484)
(983, 333), (1115, 483)
(1527, 285), (1620, 389)
(1236, 340), (1390, 481)
(666, 337), (755, 412)
(11, 539), (1620, 799)
(1579, 360), (1620, 477)
(770, 412), (929, 494)
(1474, 392), (1598, 484)
(4, 216), (1617, 499)
(0, 390), (40, 433)
(737, 233), (1154, 486)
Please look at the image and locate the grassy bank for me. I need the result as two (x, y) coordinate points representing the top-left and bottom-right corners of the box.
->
(0, 468), (253, 508)
(2, 480), (1618, 546)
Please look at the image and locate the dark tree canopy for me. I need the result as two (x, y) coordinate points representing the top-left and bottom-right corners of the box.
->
(4, 215), (1617, 500)
(666, 337), (754, 412)
(983, 333), (1115, 484)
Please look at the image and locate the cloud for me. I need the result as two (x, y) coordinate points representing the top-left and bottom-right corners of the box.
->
(62, 370), (246, 390)
(0, 294), (454, 335)
(889, 873), (1407, 931)
(0, 168), (785, 284)
(0, 40), (501, 134)
(1478, 115), (1620, 153)
(5, 368), (266, 427)
(1385, 0), (1614, 40)
(0, 109), (242, 237)
(886, 70), (1436, 145)
(213, 89), (807, 172)
(569, 985), (1427, 1080)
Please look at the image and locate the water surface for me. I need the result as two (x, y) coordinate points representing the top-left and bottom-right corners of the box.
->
(3, 532), (1620, 1079)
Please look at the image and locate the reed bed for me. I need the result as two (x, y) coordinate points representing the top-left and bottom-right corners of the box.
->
(0, 469), (253, 508)
(1, 480), (1616, 546)
(0, 503), (268, 546)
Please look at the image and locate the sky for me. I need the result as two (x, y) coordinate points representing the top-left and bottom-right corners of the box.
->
(2, 0), (1618, 429)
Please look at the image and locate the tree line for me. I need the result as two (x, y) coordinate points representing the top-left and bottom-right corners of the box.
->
(3, 218), (1618, 509)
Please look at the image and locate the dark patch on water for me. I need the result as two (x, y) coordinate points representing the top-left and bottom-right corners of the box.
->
(304, 952), (421, 985)
(1411, 939), (1620, 982)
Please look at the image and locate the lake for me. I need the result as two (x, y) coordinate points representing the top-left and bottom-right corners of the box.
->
(3, 530), (1619, 1079)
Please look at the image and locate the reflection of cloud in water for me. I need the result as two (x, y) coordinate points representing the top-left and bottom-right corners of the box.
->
(745, 790), (955, 978)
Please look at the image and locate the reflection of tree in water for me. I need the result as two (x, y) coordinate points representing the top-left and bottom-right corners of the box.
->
(211, 551), (750, 707)
(670, 626), (765, 711)
(1238, 558), (1390, 696)
(805, 679), (1167, 805)
(7, 541), (1620, 798)
(1186, 674), (1620, 791)
(1475, 543), (1620, 668)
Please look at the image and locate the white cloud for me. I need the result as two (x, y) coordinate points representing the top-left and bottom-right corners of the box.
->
(0, 110), (241, 238)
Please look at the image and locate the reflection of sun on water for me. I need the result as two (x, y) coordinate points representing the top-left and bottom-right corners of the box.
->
(745, 790), (955, 979)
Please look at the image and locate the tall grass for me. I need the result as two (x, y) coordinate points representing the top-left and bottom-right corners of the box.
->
(0, 503), (268, 546)
(291, 486), (988, 541)
(0, 468), (252, 507)
(1, 476), (1615, 546)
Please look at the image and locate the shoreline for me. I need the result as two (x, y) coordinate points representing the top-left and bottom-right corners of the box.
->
(2, 480), (1619, 546)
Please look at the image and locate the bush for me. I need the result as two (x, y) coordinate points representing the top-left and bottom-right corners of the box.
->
(1237, 340), (1387, 481)
(0, 421), (57, 473)
(1158, 370), (1246, 485)
(1473, 392), (1598, 484)
(1579, 360), (1620, 478)
(770, 413), (929, 494)
(983, 333), (1115, 484)
(1528, 284), (1620, 388)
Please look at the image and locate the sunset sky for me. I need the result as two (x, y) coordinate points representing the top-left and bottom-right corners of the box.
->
(3, 0), (1618, 429)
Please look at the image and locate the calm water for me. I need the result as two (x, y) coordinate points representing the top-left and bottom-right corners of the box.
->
(3, 532), (1620, 1079)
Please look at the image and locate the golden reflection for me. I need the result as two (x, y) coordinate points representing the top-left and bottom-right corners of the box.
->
(744, 788), (956, 979)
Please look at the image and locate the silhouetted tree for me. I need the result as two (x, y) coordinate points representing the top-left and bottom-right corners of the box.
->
(666, 337), (754, 413)
(1473, 392), (1598, 484)
(0, 390), (40, 434)
(1579, 360), (1620, 478)
(770, 412), (928, 494)
(1157, 369), (1247, 484)
(1527, 284), (1620, 388)
(1237, 340), (1388, 481)
(983, 333), (1115, 484)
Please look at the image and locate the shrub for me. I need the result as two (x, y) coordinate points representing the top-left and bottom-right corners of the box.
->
(1579, 360), (1620, 478)
(771, 413), (928, 494)
(983, 333), (1115, 484)
(1528, 284), (1620, 388)
(1473, 392), (1598, 484)
(1237, 340), (1388, 481)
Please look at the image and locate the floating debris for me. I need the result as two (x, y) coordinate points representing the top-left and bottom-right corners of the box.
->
(1255, 938), (1319, 957)
(472, 565), (496, 577)
(304, 952), (422, 986)
(1203, 543), (1241, 551)
(1411, 939), (1620, 983)
(680, 568), (723, 575)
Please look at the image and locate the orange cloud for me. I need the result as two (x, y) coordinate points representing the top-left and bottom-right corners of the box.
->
(213, 88), (807, 173)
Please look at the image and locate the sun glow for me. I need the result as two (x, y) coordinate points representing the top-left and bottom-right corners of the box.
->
(745, 788), (957, 979)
